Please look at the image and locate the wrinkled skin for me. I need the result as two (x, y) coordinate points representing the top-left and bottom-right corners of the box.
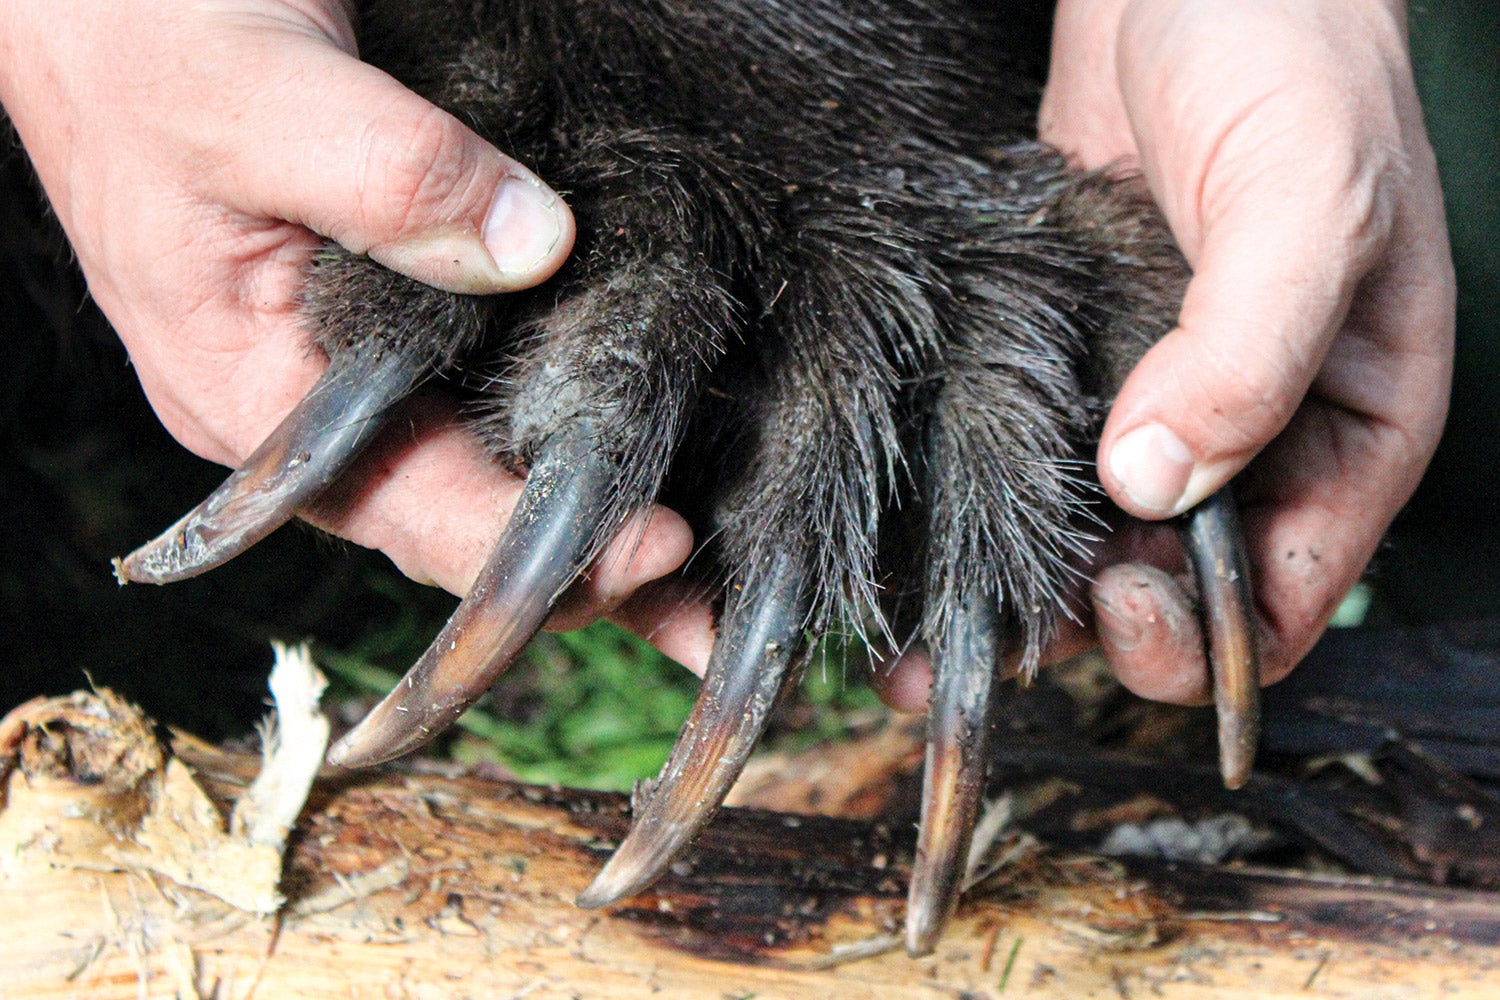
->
(0, 0), (702, 658)
(0, 0), (1452, 699)
(0, 0), (1452, 956)
(1039, 0), (1454, 701)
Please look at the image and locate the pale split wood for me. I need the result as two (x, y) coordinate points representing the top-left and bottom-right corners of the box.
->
(3, 689), (1500, 999)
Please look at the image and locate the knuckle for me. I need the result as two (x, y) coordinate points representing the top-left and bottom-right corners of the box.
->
(1185, 344), (1304, 454)
(1315, 144), (1402, 269)
(358, 103), (480, 239)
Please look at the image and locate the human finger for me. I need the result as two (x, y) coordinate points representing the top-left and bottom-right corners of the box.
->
(1098, 0), (1418, 519)
(173, 17), (575, 294)
(1091, 562), (1211, 705)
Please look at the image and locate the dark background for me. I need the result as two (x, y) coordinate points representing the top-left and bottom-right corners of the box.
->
(1, 3), (1495, 741)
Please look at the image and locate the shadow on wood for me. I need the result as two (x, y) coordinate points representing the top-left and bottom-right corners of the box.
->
(5, 686), (1500, 998)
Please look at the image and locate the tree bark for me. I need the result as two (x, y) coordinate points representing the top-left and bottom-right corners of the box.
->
(4, 689), (1499, 999)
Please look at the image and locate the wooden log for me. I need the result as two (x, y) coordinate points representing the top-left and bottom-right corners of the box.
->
(4, 690), (1500, 999)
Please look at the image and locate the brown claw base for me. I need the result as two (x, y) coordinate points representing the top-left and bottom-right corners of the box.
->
(103, 0), (1269, 956)
(4, 690), (1497, 998)
(1182, 487), (1263, 789)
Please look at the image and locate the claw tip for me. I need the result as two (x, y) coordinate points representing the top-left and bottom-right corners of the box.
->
(903, 904), (942, 958)
(1220, 745), (1254, 790)
(576, 853), (653, 910)
(576, 824), (683, 910)
(573, 882), (617, 911)
(325, 714), (419, 769)
(325, 726), (399, 770)
(323, 738), (356, 770)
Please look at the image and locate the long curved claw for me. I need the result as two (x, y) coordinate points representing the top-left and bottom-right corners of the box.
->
(327, 426), (617, 768)
(576, 552), (810, 909)
(114, 344), (430, 585)
(905, 596), (1000, 957)
(1181, 486), (1261, 790)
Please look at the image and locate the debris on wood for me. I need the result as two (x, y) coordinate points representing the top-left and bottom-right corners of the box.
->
(5, 633), (1500, 998)
(1, 642), (327, 916)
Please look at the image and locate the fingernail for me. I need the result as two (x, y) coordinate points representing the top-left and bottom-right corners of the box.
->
(482, 174), (564, 276)
(1108, 423), (1195, 517)
(1092, 593), (1144, 653)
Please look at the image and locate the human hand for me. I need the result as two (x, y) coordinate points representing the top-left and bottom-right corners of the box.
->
(1032, 0), (1456, 704)
(0, 0), (712, 665)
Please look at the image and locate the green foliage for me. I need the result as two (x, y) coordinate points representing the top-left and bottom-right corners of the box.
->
(322, 620), (697, 791)
(773, 630), (886, 751)
(321, 619), (887, 791)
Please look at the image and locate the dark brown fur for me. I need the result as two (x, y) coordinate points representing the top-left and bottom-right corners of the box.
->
(276, 0), (1206, 950)
(302, 0), (1187, 669)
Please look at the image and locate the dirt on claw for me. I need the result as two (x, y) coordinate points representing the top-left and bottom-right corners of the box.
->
(115, 0), (1262, 953)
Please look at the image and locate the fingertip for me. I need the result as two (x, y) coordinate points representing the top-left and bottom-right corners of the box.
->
(597, 506), (696, 594)
(241, 44), (575, 296)
(368, 167), (576, 294)
(480, 171), (577, 288)
(1097, 153), (1376, 521)
(870, 646), (934, 714)
(1103, 421), (1198, 519)
(1091, 563), (1212, 705)
(1102, 418), (1246, 522)
(1256, 630), (1295, 688)
(547, 505), (695, 631)
(358, 167), (575, 298)
(608, 579), (717, 678)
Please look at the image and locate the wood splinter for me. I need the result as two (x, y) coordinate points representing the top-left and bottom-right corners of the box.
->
(3, 673), (1500, 997)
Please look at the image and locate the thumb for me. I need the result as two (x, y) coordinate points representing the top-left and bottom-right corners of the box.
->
(1097, 1), (1407, 519)
(1098, 149), (1393, 520)
(218, 30), (574, 294)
